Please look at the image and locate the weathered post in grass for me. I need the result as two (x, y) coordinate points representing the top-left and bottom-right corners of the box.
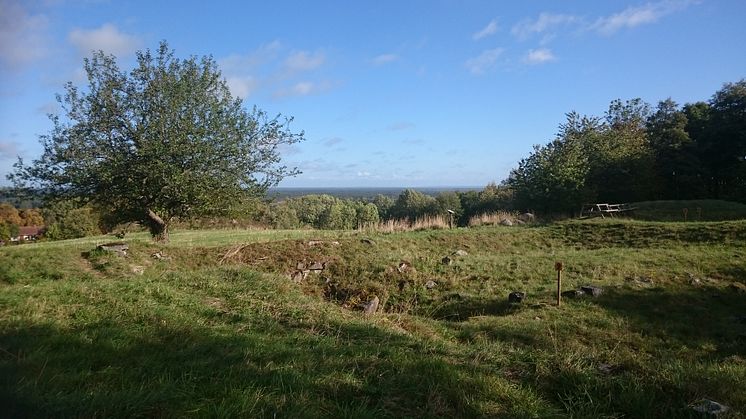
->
(447, 209), (455, 229)
(683, 207), (688, 222)
(555, 262), (563, 306)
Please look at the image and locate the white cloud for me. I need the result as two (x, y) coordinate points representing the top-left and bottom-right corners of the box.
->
(465, 48), (504, 75)
(511, 13), (579, 39)
(0, 0), (49, 71)
(371, 53), (398, 65)
(283, 50), (325, 72)
(225, 76), (257, 99)
(524, 48), (556, 65)
(274, 80), (332, 98)
(591, 1), (692, 35)
(473, 19), (499, 40)
(68, 23), (141, 57)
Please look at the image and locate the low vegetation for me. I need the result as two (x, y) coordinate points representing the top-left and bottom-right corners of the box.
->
(2, 219), (745, 417)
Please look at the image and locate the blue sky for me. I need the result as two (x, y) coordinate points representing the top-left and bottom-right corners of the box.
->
(1, 0), (744, 187)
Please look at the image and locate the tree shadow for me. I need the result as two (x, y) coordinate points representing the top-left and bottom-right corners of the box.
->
(0, 317), (514, 418)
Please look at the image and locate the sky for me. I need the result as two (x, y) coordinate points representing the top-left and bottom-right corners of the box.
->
(1, 0), (745, 188)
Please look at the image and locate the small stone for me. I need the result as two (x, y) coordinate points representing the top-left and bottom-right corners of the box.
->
(361, 238), (376, 246)
(562, 289), (585, 298)
(131, 266), (144, 275)
(309, 261), (325, 271)
(363, 296), (379, 315)
(296, 262), (306, 270)
(97, 242), (129, 256)
(581, 286), (603, 297)
(397, 261), (412, 273)
(500, 218), (513, 226)
(508, 291), (525, 303)
(453, 250), (468, 257)
(441, 256), (453, 266)
(307, 240), (324, 247)
(597, 364), (616, 374)
(290, 270), (307, 283)
(691, 399), (729, 416)
(151, 251), (162, 260)
(425, 280), (437, 289)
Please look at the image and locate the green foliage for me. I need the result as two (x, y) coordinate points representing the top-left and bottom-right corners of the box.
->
(10, 41), (303, 242)
(42, 201), (101, 240)
(389, 189), (437, 220)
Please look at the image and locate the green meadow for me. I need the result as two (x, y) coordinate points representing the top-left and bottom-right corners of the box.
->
(2, 219), (745, 417)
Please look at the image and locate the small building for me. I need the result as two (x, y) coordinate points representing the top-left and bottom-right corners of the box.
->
(10, 226), (43, 242)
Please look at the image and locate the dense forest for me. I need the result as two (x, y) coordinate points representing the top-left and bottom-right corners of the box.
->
(1, 79), (744, 241)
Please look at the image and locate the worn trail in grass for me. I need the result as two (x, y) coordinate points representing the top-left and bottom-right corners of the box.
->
(1, 220), (745, 417)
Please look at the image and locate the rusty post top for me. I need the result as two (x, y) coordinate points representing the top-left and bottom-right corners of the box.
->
(555, 261), (563, 271)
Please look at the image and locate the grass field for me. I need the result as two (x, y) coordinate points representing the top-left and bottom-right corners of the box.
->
(1, 219), (745, 417)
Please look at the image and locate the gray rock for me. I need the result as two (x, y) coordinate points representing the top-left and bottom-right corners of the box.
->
(508, 291), (525, 303)
(97, 242), (129, 256)
(453, 250), (468, 257)
(290, 270), (308, 283)
(500, 218), (513, 226)
(581, 285), (603, 297)
(296, 262), (306, 270)
(561, 289), (585, 298)
(363, 296), (379, 315)
(425, 280), (437, 289)
(309, 261), (325, 271)
(514, 219), (526, 225)
(691, 399), (729, 417)
(361, 238), (376, 246)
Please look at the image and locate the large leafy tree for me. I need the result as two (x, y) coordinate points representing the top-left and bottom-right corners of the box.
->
(10, 42), (303, 241)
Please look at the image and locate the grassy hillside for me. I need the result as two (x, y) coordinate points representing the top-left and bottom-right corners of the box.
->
(1, 221), (745, 417)
(632, 199), (746, 221)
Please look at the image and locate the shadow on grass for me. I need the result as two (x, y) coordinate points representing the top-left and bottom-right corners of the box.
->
(591, 286), (746, 359)
(0, 318), (521, 418)
(426, 293), (517, 321)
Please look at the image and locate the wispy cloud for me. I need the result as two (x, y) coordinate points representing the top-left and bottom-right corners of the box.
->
(473, 19), (499, 40)
(511, 13), (579, 40)
(224, 76), (257, 99)
(371, 53), (398, 65)
(68, 23), (141, 57)
(387, 121), (415, 131)
(322, 137), (344, 147)
(524, 48), (556, 65)
(591, 1), (693, 35)
(465, 48), (504, 75)
(283, 50), (325, 72)
(274, 80), (332, 98)
(0, 0), (50, 71)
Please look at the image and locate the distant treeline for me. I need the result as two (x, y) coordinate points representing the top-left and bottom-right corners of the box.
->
(506, 79), (746, 214)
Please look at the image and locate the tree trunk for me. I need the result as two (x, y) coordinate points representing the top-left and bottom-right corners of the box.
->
(146, 209), (169, 243)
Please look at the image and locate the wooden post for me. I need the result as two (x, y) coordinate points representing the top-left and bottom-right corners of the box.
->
(555, 261), (563, 307)
(683, 208), (688, 222)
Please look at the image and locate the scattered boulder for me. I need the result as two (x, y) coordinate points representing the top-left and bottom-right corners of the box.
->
(308, 261), (325, 271)
(361, 238), (376, 246)
(151, 251), (163, 260)
(691, 399), (729, 417)
(508, 291), (525, 304)
(362, 296), (379, 315)
(425, 280), (437, 289)
(562, 289), (585, 299)
(441, 256), (453, 266)
(307, 240), (341, 247)
(290, 270), (308, 283)
(514, 219), (526, 225)
(97, 242), (128, 257)
(500, 219), (513, 226)
(296, 262), (306, 270)
(453, 250), (468, 257)
(581, 285), (603, 297)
